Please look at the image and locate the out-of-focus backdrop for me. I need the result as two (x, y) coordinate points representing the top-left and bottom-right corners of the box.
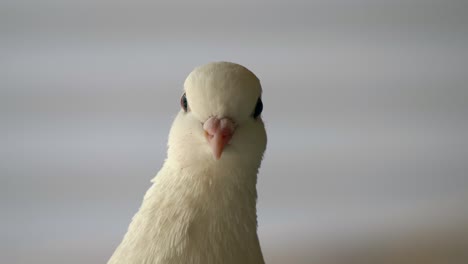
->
(2, 0), (468, 263)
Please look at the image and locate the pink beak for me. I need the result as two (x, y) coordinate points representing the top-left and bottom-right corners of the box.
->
(203, 117), (236, 160)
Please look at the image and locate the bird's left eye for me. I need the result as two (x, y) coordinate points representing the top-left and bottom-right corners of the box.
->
(180, 93), (188, 112)
(252, 97), (263, 118)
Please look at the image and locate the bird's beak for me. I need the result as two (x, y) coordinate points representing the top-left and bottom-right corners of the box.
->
(203, 117), (235, 160)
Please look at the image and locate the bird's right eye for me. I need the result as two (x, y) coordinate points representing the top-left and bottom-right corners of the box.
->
(180, 93), (188, 112)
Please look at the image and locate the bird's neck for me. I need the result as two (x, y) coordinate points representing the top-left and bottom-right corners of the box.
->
(152, 159), (261, 238)
(145, 161), (263, 263)
(108, 160), (264, 264)
(159, 160), (259, 215)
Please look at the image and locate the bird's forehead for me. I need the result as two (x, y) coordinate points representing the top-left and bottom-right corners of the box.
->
(183, 62), (262, 122)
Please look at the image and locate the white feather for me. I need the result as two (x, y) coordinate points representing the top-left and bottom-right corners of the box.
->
(108, 62), (267, 264)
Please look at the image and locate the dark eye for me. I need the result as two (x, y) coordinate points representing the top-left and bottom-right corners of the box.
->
(180, 93), (188, 112)
(252, 97), (263, 118)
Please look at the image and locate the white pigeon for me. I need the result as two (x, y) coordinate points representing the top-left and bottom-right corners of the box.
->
(108, 62), (267, 264)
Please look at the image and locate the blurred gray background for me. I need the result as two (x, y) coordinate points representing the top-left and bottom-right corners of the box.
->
(2, 0), (468, 263)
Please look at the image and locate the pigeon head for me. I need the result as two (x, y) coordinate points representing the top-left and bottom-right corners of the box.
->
(167, 62), (267, 168)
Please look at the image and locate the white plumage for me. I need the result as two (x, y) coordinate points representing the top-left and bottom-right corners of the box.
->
(108, 62), (267, 264)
